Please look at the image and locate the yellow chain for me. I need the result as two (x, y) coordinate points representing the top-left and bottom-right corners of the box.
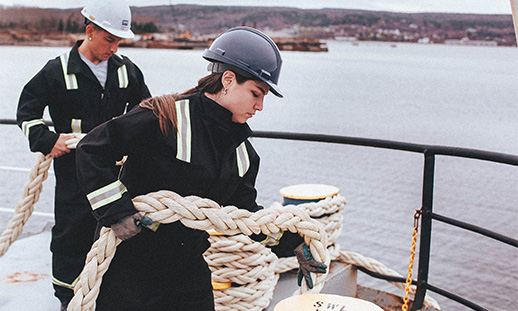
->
(402, 209), (422, 311)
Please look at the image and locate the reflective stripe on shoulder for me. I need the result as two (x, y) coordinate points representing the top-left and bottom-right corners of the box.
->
(59, 51), (78, 90)
(71, 119), (82, 133)
(52, 275), (79, 290)
(86, 180), (127, 210)
(175, 99), (192, 163)
(260, 230), (284, 247)
(21, 118), (45, 138)
(117, 64), (129, 88)
(236, 141), (250, 177)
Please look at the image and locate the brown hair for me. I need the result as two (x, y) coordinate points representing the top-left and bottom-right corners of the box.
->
(140, 71), (252, 136)
(139, 94), (180, 137)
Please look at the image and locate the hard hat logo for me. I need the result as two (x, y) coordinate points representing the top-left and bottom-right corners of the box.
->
(121, 20), (130, 31)
(81, 0), (134, 39)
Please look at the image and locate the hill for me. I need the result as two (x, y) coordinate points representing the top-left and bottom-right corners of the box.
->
(0, 4), (515, 46)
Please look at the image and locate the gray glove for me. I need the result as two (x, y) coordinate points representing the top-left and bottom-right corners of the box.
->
(111, 213), (143, 240)
(294, 243), (327, 289)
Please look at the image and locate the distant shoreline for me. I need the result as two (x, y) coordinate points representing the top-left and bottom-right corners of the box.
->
(0, 38), (510, 49)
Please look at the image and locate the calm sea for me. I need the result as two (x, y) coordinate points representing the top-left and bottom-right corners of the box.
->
(0, 41), (517, 310)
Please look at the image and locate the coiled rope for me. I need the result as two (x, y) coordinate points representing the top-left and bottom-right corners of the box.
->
(207, 234), (280, 310)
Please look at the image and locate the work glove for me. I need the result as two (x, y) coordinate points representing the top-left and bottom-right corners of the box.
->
(111, 213), (153, 240)
(294, 242), (327, 289)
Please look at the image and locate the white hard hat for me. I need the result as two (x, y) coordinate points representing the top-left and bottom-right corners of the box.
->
(81, 0), (134, 39)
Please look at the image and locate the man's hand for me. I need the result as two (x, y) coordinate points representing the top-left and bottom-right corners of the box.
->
(65, 133), (86, 149)
(49, 134), (74, 158)
(111, 213), (143, 241)
(294, 243), (327, 289)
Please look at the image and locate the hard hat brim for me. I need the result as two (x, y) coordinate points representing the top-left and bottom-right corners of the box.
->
(105, 27), (135, 39)
(207, 61), (283, 98)
(89, 20), (135, 39)
(267, 82), (283, 98)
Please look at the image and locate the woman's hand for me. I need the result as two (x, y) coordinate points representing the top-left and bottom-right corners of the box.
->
(294, 243), (328, 289)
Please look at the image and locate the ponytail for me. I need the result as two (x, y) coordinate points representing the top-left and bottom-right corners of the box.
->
(139, 94), (180, 137)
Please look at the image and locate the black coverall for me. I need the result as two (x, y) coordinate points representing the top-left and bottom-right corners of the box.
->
(76, 93), (302, 310)
(16, 40), (150, 304)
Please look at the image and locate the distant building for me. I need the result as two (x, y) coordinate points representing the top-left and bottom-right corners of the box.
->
(418, 37), (431, 44)
(334, 36), (357, 41)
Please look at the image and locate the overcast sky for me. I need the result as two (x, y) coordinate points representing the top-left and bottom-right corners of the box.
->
(1, 0), (513, 15)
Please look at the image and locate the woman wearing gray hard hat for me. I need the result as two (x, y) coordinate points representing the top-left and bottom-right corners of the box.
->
(76, 26), (326, 310)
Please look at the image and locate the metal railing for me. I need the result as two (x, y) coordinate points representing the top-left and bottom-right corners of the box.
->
(252, 131), (518, 311)
(2, 119), (517, 310)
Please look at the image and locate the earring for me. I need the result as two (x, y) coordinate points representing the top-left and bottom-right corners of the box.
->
(89, 37), (92, 41)
(223, 88), (228, 95)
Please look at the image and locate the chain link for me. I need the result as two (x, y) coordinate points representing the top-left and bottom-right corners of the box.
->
(402, 209), (423, 311)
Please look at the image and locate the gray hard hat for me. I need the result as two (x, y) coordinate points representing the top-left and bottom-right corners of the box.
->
(203, 27), (283, 97)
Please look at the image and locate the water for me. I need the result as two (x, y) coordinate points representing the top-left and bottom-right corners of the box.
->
(1, 41), (517, 310)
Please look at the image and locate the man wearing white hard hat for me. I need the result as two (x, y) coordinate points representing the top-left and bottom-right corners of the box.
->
(16, 1), (151, 309)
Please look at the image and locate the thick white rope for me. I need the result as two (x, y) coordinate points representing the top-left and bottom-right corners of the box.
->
(206, 234), (279, 310)
(0, 153), (52, 257)
(273, 196), (345, 273)
(67, 190), (331, 311)
(338, 250), (440, 309)
(1, 134), (440, 310)
(0, 133), (93, 257)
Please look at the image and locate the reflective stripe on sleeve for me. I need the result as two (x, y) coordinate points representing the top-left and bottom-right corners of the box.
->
(117, 64), (129, 88)
(21, 118), (46, 138)
(175, 99), (192, 163)
(260, 230), (284, 247)
(236, 141), (250, 177)
(71, 119), (82, 133)
(86, 180), (127, 210)
(52, 275), (79, 290)
(59, 52), (78, 90)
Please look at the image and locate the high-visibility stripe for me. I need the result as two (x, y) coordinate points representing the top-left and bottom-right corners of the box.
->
(175, 99), (192, 163)
(21, 118), (45, 138)
(71, 119), (82, 133)
(59, 52), (78, 90)
(260, 230), (284, 247)
(52, 275), (79, 290)
(117, 64), (129, 88)
(86, 180), (127, 210)
(236, 141), (250, 177)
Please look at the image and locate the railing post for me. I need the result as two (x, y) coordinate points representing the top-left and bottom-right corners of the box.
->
(411, 150), (435, 310)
